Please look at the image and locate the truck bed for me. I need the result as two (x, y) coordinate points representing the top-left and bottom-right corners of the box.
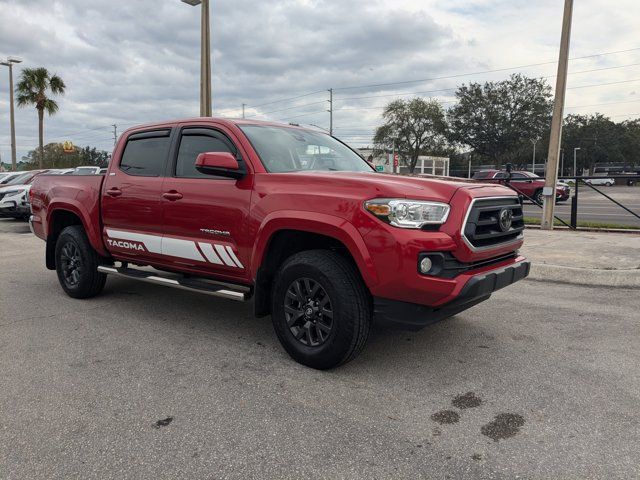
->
(30, 173), (106, 254)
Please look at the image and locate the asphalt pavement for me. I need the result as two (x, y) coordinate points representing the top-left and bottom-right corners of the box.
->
(521, 186), (640, 227)
(1, 218), (639, 479)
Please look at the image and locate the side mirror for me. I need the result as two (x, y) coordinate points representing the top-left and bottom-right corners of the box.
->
(195, 152), (243, 179)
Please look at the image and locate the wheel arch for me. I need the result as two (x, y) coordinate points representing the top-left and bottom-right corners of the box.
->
(45, 206), (107, 269)
(252, 212), (377, 317)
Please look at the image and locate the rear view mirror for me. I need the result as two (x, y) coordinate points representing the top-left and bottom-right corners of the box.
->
(195, 152), (243, 179)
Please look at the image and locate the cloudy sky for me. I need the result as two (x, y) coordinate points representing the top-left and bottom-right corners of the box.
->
(1, 0), (639, 163)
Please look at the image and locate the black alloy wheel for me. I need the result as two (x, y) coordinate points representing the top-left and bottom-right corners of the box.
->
(271, 250), (372, 370)
(60, 241), (83, 288)
(55, 225), (107, 299)
(284, 277), (333, 347)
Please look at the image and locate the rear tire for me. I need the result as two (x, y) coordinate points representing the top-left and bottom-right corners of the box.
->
(55, 225), (107, 299)
(605, 182), (613, 187)
(271, 250), (371, 370)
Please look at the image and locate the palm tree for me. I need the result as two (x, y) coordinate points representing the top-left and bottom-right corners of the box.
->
(16, 67), (66, 169)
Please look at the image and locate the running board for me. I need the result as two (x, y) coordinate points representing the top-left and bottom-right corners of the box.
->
(97, 265), (250, 301)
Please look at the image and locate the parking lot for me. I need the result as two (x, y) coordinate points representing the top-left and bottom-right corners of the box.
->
(522, 186), (640, 227)
(1, 218), (639, 479)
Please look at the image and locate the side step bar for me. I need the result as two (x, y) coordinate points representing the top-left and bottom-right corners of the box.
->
(97, 265), (250, 301)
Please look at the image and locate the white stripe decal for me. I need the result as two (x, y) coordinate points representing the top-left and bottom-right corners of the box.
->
(225, 246), (244, 269)
(198, 243), (224, 265)
(162, 237), (205, 262)
(106, 229), (162, 254)
(105, 229), (243, 269)
(214, 244), (236, 267)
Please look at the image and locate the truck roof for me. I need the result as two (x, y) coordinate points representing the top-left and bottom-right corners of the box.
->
(121, 117), (320, 137)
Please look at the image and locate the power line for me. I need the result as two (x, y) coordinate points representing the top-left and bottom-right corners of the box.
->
(246, 100), (327, 118)
(279, 110), (327, 121)
(333, 62), (640, 103)
(217, 89), (326, 114)
(226, 48), (640, 120)
(332, 47), (640, 91)
(567, 78), (640, 90)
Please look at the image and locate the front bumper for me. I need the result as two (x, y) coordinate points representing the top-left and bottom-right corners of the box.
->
(0, 202), (30, 218)
(373, 259), (530, 330)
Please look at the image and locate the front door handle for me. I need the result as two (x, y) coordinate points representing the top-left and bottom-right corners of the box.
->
(162, 191), (183, 201)
(106, 187), (122, 197)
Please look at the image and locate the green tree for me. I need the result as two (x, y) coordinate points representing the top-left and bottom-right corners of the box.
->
(373, 98), (448, 173)
(21, 143), (110, 170)
(15, 67), (66, 169)
(447, 74), (553, 163)
(561, 114), (626, 174)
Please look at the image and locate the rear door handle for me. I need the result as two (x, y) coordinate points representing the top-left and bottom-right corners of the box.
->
(106, 187), (122, 197)
(162, 191), (183, 201)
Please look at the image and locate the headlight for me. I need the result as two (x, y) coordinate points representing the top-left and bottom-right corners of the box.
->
(364, 198), (450, 228)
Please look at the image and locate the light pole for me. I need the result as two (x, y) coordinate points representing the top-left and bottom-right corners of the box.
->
(1, 56), (22, 171)
(573, 147), (580, 177)
(531, 138), (538, 174)
(182, 0), (212, 116)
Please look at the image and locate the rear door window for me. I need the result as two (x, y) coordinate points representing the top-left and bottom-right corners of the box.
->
(120, 130), (171, 177)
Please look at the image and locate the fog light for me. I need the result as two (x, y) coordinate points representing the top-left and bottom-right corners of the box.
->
(419, 257), (433, 274)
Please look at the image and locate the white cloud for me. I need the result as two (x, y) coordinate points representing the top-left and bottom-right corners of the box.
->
(0, 0), (639, 163)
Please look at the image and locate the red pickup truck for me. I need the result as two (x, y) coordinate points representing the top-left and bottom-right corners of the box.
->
(30, 118), (529, 369)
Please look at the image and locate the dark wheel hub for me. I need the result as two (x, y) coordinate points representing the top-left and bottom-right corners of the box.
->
(284, 277), (333, 347)
(60, 242), (83, 287)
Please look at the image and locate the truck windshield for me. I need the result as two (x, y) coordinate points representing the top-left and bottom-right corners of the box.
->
(240, 125), (374, 173)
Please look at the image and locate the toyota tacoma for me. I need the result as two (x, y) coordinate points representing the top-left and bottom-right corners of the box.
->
(29, 118), (530, 369)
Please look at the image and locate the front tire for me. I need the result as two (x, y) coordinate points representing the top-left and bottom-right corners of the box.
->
(271, 250), (371, 369)
(55, 225), (107, 299)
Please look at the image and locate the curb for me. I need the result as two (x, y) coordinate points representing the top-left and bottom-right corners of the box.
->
(527, 263), (640, 288)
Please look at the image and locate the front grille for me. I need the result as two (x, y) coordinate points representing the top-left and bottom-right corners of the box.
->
(463, 197), (524, 250)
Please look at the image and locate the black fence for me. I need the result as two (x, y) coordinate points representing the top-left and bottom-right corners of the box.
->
(503, 175), (640, 230)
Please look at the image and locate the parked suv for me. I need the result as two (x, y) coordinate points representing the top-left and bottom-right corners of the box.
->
(473, 170), (570, 204)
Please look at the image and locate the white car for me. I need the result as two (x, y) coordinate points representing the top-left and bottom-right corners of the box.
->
(0, 184), (31, 219)
(0, 170), (49, 219)
(0, 171), (25, 185)
(585, 177), (615, 186)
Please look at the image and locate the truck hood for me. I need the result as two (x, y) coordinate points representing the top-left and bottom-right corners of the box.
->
(283, 171), (494, 202)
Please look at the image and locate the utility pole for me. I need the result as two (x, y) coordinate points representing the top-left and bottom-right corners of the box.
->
(327, 88), (333, 136)
(468, 158), (472, 178)
(560, 149), (564, 177)
(112, 124), (118, 146)
(573, 147), (580, 176)
(531, 138), (538, 174)
(542, 0), (573, 230)
(1, 57), (22, 171)
(181, 0), (212, 116)
(242, 103), (246, 119)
